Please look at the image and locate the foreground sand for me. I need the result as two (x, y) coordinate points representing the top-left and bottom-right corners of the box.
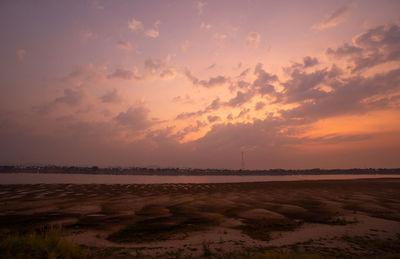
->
(1, 178), (400, 258)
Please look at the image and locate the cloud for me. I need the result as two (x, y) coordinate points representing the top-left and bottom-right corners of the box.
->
(90, 0), (104, 10)
(128, 18), (143, 31)
(16, 49), (25, 61)
(236, 108), (251, 119)
(200, 22), (212, 30)
(181, 40), (189, 52)
(160, 68), (176, 79)
(253, 63), (278, 96)
(302, 133), (373, 145)
(184, 70), (229, 88)
(246, 32), (261, 49)
(313, 4), (353, 30)
(116, 40), (133, 50)
(172, 95), (194, 104)
(107, 56), (173, 81)
(38, 87), (88, 114)
(61, 64), (104, 84)
(205, 97), (222, 112)
(175, 120), (206, 139)
(129, 19), (160, 38)
(207, 115), (221, 123)
(213, 33), (227, 45)
(326, 24), (400, 72)
(253, 64), (278, 83)
(145, 20), (161, 38)
(207, 63), (216, 70)
(255, 102), (265, 111)
(80, 30), (96, 41)
(107, 68), (142, 80)
(177, 64), (279, 121)
(100, 89), (122, 104)
(114, 105), (158, 131)
(144, 56), (176, 79)
(303, 56), (319, 68)
(176, 110), (204, 120)
(281, 68), (400, 122)
(196, 1), (206, 15)
(175, 97), (221, 120)
(145, 28), (159, 38)
(227, 90), (255, 107)
(144, 57), (167, 73)
(281, 67), (329, 103)
(54, 87), (87, 106)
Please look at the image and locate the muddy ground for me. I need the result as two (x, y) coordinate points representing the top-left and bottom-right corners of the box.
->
(1, 179), (400, 258)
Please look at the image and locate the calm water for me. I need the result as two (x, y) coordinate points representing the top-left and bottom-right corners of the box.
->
(0, 173), (399, 184)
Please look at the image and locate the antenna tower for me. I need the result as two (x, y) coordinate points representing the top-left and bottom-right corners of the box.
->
(241, 151), (245, 170)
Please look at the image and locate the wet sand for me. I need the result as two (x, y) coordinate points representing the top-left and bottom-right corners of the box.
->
(1, 179), (400, 258)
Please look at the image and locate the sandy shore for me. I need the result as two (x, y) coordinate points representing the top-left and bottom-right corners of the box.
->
(1, 179), (400, 258)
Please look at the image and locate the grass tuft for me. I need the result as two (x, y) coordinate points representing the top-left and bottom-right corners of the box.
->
(0, 225), (87, 259)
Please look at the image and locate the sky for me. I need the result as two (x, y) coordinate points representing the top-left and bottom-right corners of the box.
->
(0, 0), (400, 169)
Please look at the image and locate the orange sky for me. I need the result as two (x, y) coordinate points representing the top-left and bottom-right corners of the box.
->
(0, 0), (399, 169)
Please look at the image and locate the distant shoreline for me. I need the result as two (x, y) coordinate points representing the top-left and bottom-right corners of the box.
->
(1, 165), (400, 176)
(1, 173), (400, 185)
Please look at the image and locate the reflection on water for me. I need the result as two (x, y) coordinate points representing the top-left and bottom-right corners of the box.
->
(0, 173), (399, 184)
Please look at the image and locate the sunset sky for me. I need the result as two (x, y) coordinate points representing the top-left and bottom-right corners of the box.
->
(0, 0), (399, 169)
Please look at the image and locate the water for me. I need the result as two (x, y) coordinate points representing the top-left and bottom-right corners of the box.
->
(0, 173), (399, 184)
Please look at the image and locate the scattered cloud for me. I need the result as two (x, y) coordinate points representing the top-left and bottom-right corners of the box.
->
(54, 87), (87, 106)
(255, 102), (265, 111)
(252, 63), (278, 96)
(175, 120), (206, 139)
(185, 70), (229, 88)
(62, 64), (104, 84)
(227, 90), (255, 107)
(100, 88), (122, 104)
(160, 68), (176, 80)
(172, 95), (194, 104)
(303, 56), (319, 68)
(200, 22), (212, 30)
(326, 24), (400, 72)
(144, 57), (167, 73)
(207, 63), (216, 70)
(313, 4), (354, 30)
(90, 0), (104, 10)
(16, 49), (25, 61)
(38, 87), (88, 114)
(207, 115), (221, 123)
(116, 40), (133, 50)
(213, 33), (228, 46)
(145, 28), (159, 38)
(181, 40), (189, 52)
(145, 20), (161, 38)
(246, 32), (261, 49)
(107, 56), (173, 81)
(196, 1), (206, 15)
(128, 18), (143, 31)
(80, 30), (96, 41)
(107, 68), (142, 80)
(114, 105), (158, 131)
(236, 108), (251, 119)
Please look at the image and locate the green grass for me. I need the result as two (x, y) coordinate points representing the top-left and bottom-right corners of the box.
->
(0, 226), (87, 259)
